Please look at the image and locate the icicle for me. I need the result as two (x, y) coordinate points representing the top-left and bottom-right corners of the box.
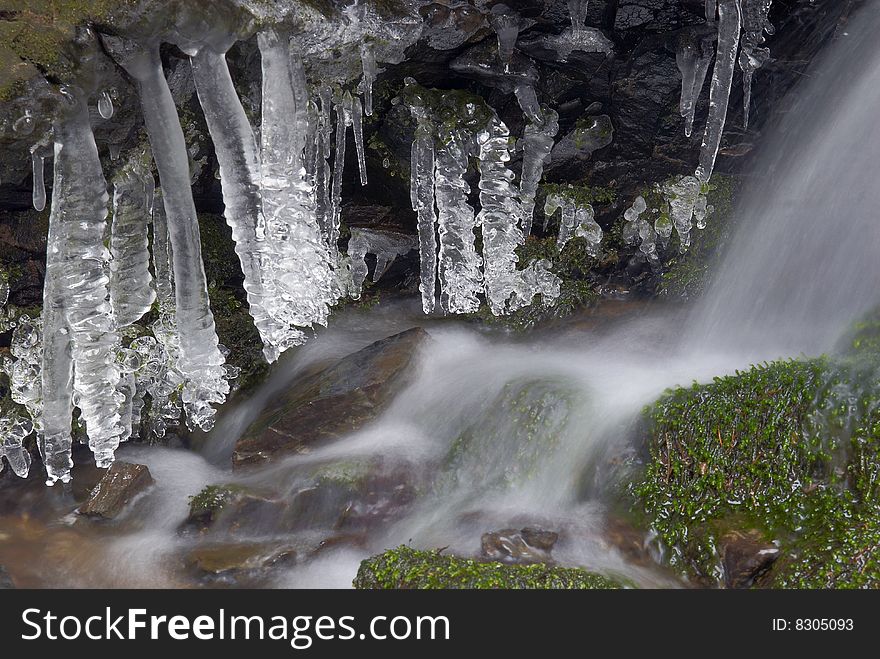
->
(488, 4), (521, 71)
(435, 129), (483, 314)
(515, 84), (558, 236)
(109, 159), (156, 327)
(574, 206), (602, 257)
(31, 152), (46, 211)
(706, 0), (718, 21)
(259, 32), (336, 336)
(315, 87), (334, 242)
(622, 195), (647, 245)
(545, 193), (578, 249)
(696, 0), (741, 183)
(191, 47), (294, 363)
(661, 175), (705, 252)
(97, 90), (114, 119)
(568, 0), (589, 29)
(410, 112), (438, 314)
(677, 37), (714, 138)
(117, 42), (228, 432)
(352, 94), (368, 186)
(739, 0), (775, 128)
(360, 42), (379, 117)
(330, 90), (352, 257)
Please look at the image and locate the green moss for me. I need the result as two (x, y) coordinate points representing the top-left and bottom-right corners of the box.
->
(187, 484), (247, 523)
(631, 355), (880, 584)
(353, 546), (627, 589)
(367, 133), (408, 181)
(395, 83), (495, 144)
(541, 182), (617, 208)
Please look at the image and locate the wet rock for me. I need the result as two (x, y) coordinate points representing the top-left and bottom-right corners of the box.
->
(0, 565), (14, 589)
(481, 527), (559, 564)
(77, 462), (153, 519)
(186, 542), (296, 576)
(720, 530), (780, 589)
(183, 484), (284, 535)
(233, 327), (430, 468)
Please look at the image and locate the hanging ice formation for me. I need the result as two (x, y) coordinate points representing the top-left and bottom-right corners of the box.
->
(546, 0), (613, 61)
(515, 84), (558, 237)
(739, 1), (774, 129)
(676, 29), (715, 138)
(544, 190), (602, 256)
(403, 80), (560, 316)
(348, 228), (418, 297)
(488, 4), (521, 71)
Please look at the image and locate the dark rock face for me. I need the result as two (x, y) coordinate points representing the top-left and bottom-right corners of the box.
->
(233, 327), (430, 468)
(77, 462), (154, 519)
(481, 527), (559, 564)
(720, 530), (780, 589)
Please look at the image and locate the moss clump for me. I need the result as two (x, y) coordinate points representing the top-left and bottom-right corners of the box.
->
(541, 183), (617, 208)
(395, 83), (495, 143)
(353, 546), (627, 589)
(631, 355), (880, 585)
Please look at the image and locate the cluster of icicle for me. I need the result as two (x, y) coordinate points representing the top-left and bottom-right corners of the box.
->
(0, 28), (396, 484)
(403, 79), (561, 317)
(622, 0), (772, 261)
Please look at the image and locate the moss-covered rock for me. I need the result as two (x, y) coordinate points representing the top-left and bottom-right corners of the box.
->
(353, 546), (628, 589)
(630, 355), (880, 586)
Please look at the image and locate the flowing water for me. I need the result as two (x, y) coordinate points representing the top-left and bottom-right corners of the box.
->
(4, 2), (880, 589)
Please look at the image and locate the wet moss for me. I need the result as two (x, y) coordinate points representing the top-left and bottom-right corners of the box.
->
(353, 546), (627, 589)
(187, 484), (248, 524)
(631, 355), (880, 585)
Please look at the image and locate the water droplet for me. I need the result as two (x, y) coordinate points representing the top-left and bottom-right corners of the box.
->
(98, 90), (114, 119)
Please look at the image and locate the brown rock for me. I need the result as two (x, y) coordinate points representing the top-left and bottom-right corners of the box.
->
(481, 527), (559, 564)
(186, 542), (296, 575)
(720, 530), (780, 589)
(0, 565), (14, 589)
(233, 327), (429, 468)
(78, 462), (153, 519)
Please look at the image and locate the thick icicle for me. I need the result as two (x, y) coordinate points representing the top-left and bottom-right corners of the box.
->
(435, 129), (483, 314)
(191, 47), (294, 363)
(360, 42), (379, 117)
(118, 42), (228, 431)
(351, 94), (368, 186)
(259, 32), (335, 336)
(31, 152), (45, 211)
(696, 0), (741, 183)
(410, 110), (438, 314)
(515, 84), (558, 236)
(109, 157), (156, 327)
(488, 4), (521, 70)
(676, 35), (714, 138)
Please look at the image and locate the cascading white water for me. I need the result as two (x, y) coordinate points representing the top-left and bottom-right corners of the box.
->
(691, 1), (880, 357)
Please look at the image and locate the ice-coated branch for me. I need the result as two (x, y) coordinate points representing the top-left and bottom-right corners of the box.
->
(109, 155), (156, 327)
(191, 47), (294, 363)
(118, 42), (228, 431)
(696, 0), (741, 183)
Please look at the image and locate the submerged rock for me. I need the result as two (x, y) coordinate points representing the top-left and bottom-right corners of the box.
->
(720, 530), (779, 589)
(233, 327), (430, 468)
(186, 542), (296, 576)
(354, 545), (628, 589)
(77, 461), (153, 519)
(481, 527), (559, 564)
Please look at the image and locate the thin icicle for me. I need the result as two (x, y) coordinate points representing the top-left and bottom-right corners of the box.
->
(574, 206), (602, 257)
(488, 4), (521, 70)
(435, 129), (483, 314)
(110, 157), (156, 327)
(360, 42), (379, 117)
(315, 86), (334, 242)
(706, 0), (718, 21)
(31, 152), (45, 211)
(696, 0), (741, 183)
(352, 94), (368, 186)
(330, 90), (352, 257)
(410, 108), (438, 314)
(739, 0), (774, 128)
(515, 84), (558, 236)
(191, 47), (294, 363)
(117, 41), (228, 432)
(677, 36), (714, 138)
